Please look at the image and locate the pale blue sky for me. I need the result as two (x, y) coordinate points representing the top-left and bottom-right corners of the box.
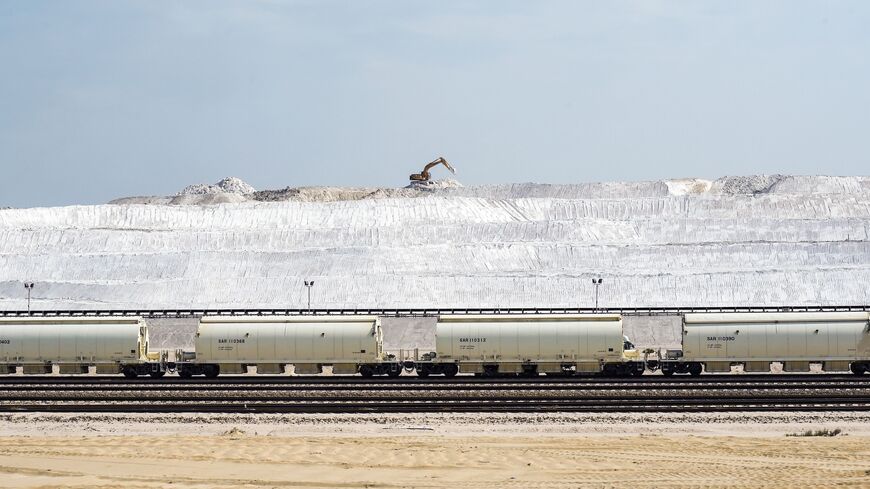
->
(1, 1), (868, 207)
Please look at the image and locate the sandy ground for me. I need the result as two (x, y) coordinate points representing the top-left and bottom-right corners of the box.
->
(1, 412), (870, 488)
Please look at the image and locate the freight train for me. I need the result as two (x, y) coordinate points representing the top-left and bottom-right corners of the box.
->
(651, 312), (870, 376)
(0, 312), (868, 377)
(413, 314), (644, 377)
(0, 317), (163, 377)
(177, 315), (402, 378)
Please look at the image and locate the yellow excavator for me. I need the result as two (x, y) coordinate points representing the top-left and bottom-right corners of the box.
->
(409, 157), (456, 182)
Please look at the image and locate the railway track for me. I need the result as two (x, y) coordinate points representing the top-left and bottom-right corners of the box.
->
(0, 373), (867, 384)
(1, 375), (868, 413)
(0, 377), (867, 391)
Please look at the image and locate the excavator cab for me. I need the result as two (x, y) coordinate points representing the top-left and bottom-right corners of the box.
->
(410, 157), (456, 182)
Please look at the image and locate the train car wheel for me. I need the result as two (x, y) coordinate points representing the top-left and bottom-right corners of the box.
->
(851, 363), (867, 375)
(386, 366), (401, 377)
(178, 369), (193, 379)
(661, 368), (675, 377)
(359, 365), (375, 378)
(688, 363), (703, 376)
(122, 367), (138, 379)
(149, 371), (166, 379)
(203, 365), (220, 378)
(416, 367), (430, 378)
(483, 365), (499, 377)
(443, 364), (458, 378)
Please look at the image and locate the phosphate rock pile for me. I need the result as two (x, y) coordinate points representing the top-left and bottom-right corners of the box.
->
(178, 177), (256, 196)
(169, 177), (256, 205)
(109, 177), (257, 206)
(2, 175), (870, 310)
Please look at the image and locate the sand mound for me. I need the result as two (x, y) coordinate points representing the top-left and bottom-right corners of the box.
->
(405, 178), (465, 190)
(221, 427), (248, 439)
(253, 186), (378, 202)
(664, 179), (713, 196)
(710, 175), (786, 195)
(178, 177), (255, 196)
(109, 175), (870, 206)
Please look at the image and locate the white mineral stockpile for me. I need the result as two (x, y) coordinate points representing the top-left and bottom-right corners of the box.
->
(1, 175), (869, 310)
(177, 176), (257, 196)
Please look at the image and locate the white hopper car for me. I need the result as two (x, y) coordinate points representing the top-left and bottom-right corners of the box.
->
(0, 317), (164, 377)
(417, 314), (643, 377)
(657, 312), (870, 376)
(178, 315), (401, 378)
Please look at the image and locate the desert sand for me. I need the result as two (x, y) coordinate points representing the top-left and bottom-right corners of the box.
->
(1, 432), (869, 488)
(1, 412), (870, 488)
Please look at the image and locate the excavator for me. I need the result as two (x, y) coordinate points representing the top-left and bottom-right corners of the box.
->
(409, 157), (456, 182)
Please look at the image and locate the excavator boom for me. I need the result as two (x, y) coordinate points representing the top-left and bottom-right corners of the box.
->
(410, 157), (456, 182)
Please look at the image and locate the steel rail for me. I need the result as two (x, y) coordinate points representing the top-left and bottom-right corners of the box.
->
(1, 305), (869, 318)
(3, 378), (870, 413)
(3, 396), (870, 413)
(2, 392), (870, 401)
(0, 381), (867, 391)
(0, 374), (867, 385)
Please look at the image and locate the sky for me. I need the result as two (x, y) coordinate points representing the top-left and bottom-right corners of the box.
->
(1, 0), (869, 208)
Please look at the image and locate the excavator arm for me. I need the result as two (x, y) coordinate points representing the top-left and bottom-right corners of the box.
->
(410, 157), (456, 182)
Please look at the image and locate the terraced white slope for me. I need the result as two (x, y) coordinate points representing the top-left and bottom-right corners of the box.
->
(1, 175), (869, 310)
